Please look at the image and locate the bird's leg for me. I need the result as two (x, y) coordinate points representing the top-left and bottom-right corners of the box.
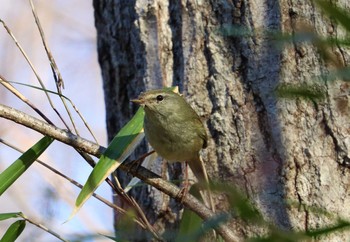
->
(176, 161), (190, 202)
(127, 150), (155, 174)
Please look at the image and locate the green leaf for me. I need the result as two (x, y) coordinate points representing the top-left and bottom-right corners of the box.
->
(248, 229), (307, 242)
(173, 209), (202, 242)
(305, 219), (350, 238)
(174, 186), (228, 242)
(70, 108), (145, 219)
(0, 220), (26, 242)
(218, 24), (254, 37)
(0, 136), (54, 195)
(0, 213), (22, 221)
(275, 83), (326, 101)
(175, 210), (229, 242)
(211, 182), (264, 224)
(320, 67), (350, 82)
(176, 187), (203, 241)
(314, 0), (350, 33)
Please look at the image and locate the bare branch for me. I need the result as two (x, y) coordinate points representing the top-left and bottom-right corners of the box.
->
(28, 0), (64, 90)
(19, 213), (68, 242)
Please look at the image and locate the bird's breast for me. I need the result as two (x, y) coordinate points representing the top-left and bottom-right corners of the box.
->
(144, 114), (203, 162)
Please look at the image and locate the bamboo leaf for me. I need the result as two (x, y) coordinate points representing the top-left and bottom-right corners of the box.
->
(211, 182), (264, 223)
(305, 219), (350, 238)
(0, 212), (21, 221)
(176, 186), (203, 241)
(315, 0), (350, 32)
(275, 83), (326, 101)
(0, 136), (54, 195)
(69, 108), (145, 219)
(218, 24), (254, 37)
(0, 220), (26, 242)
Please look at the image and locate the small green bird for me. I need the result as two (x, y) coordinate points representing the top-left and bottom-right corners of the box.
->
(131, 89), (209, 190)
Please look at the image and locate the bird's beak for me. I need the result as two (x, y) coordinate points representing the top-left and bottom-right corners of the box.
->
(131, 98), (144, 105)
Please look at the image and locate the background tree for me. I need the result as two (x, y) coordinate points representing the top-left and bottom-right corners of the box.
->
(93, 0), (350, 240)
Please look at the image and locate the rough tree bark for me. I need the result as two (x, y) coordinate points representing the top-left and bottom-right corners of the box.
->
(93, 0), (350, 241)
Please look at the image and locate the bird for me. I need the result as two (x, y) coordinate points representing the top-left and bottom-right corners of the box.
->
(131, 89), (211, 204)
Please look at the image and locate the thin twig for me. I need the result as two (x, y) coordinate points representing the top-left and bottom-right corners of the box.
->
(0, 19), (51, 104)
(18, 214), (68, 242)
(0, 18), (70, 129)
(28, 0), (64, 90)
(0, 75), (53, 125)
(67, 101), (99, 144)
(1, 78), (98, 143)
(110, 173), (160, 239)
(28, 0), (79, 133)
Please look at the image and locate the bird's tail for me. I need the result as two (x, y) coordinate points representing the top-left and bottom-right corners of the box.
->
(188, 155), (215, 213)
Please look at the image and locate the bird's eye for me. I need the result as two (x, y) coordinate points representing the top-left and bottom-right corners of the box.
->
(156, 95), (164, 102)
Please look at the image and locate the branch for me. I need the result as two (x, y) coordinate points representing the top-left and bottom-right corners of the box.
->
(19, 213), (68, 242)
(0, 104), (240, 242)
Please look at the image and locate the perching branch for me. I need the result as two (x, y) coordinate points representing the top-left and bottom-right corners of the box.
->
(0, 103), (239, 242)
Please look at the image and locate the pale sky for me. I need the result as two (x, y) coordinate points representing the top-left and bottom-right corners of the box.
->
(0, 1), (113, 241)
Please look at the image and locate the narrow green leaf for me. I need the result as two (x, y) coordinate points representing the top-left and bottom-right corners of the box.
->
(275, 83), (326, 101)
(249, 228), (308, 242)
(70, 108), (145, 218)
(320, 67), (350, 82)
(175, 208), (202, 242)
(0, 220), (26, 242)
(315, 0), (350, 33)
(177, 186), (203, 240)
(274, 31), (316, 43)
(218, 24), (254, 37)
(211, 182), (264, 224)
(0, 213), (22, 221)
(175, 206), (229, 242)
(175, 186), (229, 242)
(305, 219), (350, 238)
(0, 136), (54, 195)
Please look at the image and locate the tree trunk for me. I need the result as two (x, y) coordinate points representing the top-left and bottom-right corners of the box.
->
(93, 0), (350, 240)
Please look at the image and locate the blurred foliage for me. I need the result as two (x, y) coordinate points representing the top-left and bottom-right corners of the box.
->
(276, 83), (326, 101)
(104, 181), (350, 241)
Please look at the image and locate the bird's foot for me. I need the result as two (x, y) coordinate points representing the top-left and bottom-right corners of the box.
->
(176, 182), (190, 203)
(127, 150), (155, 174)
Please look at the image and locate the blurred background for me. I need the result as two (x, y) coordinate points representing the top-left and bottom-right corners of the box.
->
(0, 0), (113, 241)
